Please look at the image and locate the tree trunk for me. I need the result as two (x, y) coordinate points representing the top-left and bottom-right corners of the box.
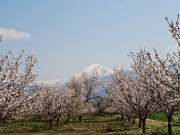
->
(139, 118), (142, 128)
(131, 118), (136, 125)
(121, 114), (124, 121)
(142, 117), (147, 133)
(49, 120), (52, 129)
(56, 117), (59, 126)
(67, 115), (70, 123)
(79, 115), (82, 122)
(38, 115), (41, 122)
(167, 115), (172, 135)
(128, 117), (131, 123)
(3, 118), (5, 123)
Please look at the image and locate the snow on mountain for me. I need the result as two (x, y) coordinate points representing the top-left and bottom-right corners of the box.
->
(75, 64), (113, 78)
(37, 78), (69, 85)
(37, 64), (114, 85)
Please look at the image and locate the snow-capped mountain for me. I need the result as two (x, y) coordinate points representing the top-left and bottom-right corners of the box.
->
(37, 78), (69, 85)
(37, 64), (114, 85)
(75, 64), (113, 78)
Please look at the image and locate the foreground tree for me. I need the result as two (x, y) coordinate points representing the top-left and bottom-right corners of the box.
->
(129, 47), (180, 135)
(0, 50), (38, 120)
(108, 68), (155, 133)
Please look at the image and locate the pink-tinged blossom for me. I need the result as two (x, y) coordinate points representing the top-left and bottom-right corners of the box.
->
(0, 50), (37, 119)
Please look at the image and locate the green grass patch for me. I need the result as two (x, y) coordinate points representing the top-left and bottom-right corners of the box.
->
(149, 112), (180, 123)
(149, 113), (167, 122)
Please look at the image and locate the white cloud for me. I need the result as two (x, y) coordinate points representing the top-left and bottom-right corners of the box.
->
(0, 27), (31, 40)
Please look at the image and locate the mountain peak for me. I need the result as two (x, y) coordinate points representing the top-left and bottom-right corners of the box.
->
(38, 64), (113, 85)
(75, 64), (113, 78)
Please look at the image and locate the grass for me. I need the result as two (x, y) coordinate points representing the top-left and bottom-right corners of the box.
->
(148, 113), (168, 122)
(149, 111), (180, 123)
(0, 114), (179, 134)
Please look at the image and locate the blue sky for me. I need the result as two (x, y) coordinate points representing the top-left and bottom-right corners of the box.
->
(0, 0), (179, 81)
